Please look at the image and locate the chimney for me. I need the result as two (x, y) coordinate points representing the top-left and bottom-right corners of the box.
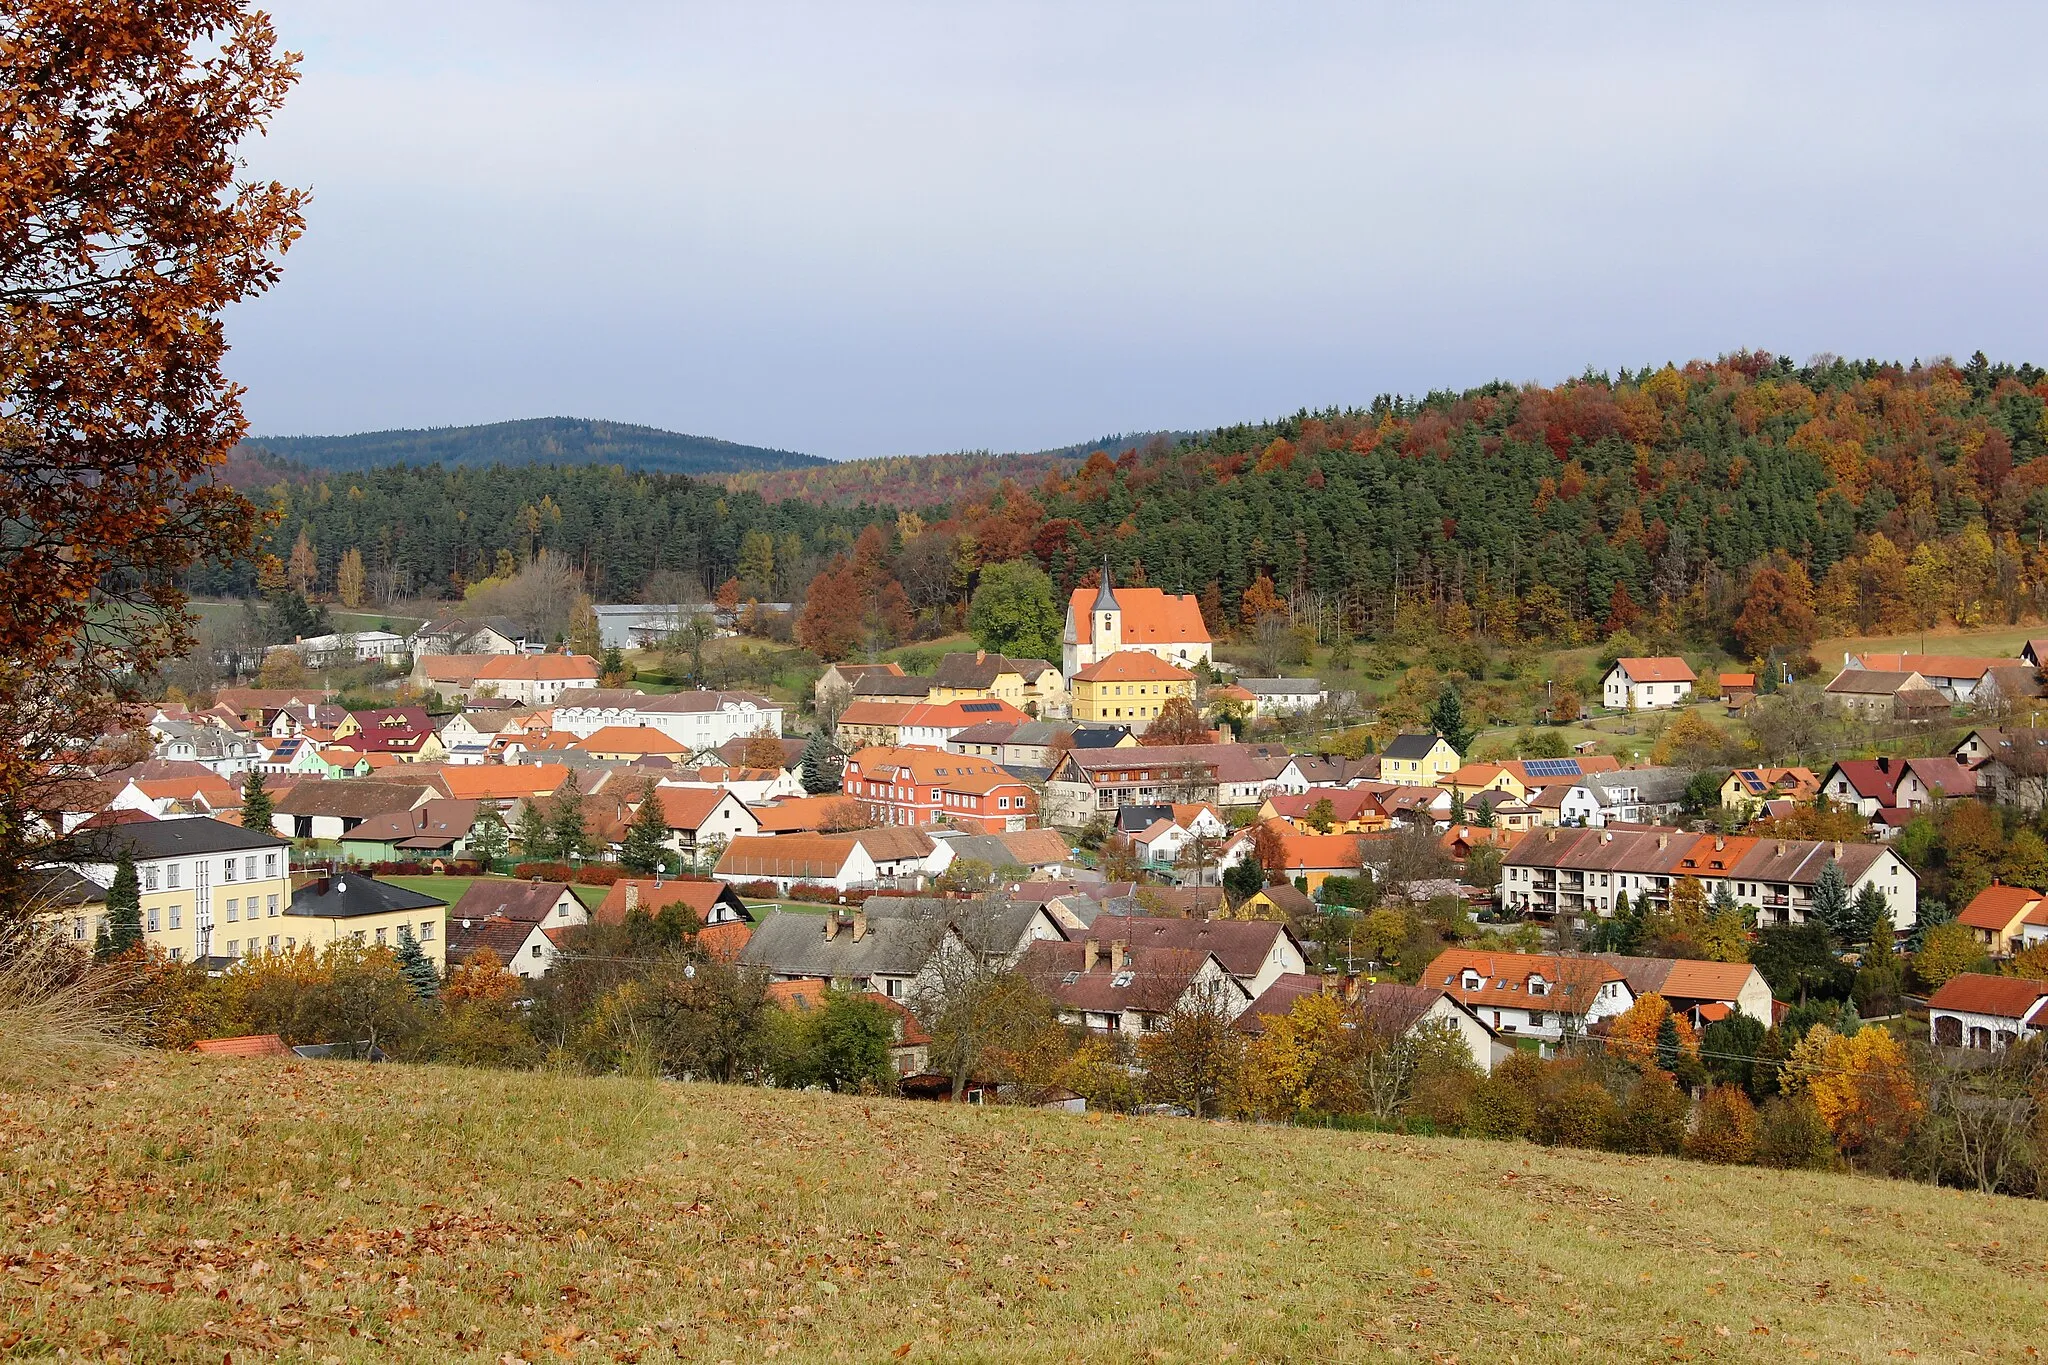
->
(1085, 939), (1102, 971)
(624, 882), (639, 913)
(852, 910), (867, 942)
(976, 649), (986, 664)
(823, 912), (840, 940)
(1109, 941), (1126, 974)
(1714, 835), (1725, 852)
(1776, 841), (1786, 856)
(1656, 834), (1668, 850)
(1832, 841), (1843, 859)
(1877, 755), (1889, 774)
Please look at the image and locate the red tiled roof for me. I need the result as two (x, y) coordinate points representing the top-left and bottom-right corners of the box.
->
(192, 1034), (293, 1058)
(475, 654), (600, 682)
(1614, 656), (1696, 683)
(1425, 949), (1625, 1010)
(1073, 650), (1195, 683)
(1957, 884), (2044, 933)
(1926, 973), (2048, 1021)
(1067, 586), (1211, 647)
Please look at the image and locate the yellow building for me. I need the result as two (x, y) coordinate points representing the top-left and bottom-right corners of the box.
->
(1380, 733), (1461, 786)
(924, 651), (1069, 717)
(68, 818), (295, 964)
(1070, 650), (1197, 730)
(284, 872), (449, 971)
(1444, 763), (1528, 802)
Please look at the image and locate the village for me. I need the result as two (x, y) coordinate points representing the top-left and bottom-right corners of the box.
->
(31, 565), (2048, 1136)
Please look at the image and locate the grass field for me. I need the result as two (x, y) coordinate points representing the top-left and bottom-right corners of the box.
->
(4, 1057), (2045, 1363)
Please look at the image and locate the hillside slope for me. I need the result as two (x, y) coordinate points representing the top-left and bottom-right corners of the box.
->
(242, 416), (827, 476)
(4, 1057), (2044, 1362)
(728, 431), (1188, 507)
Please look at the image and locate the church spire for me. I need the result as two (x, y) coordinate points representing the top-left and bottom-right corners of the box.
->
(1091, 556), (1119, 613)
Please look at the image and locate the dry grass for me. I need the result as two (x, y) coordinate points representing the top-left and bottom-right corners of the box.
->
(0, 932), (131, 1090)
(4, 1057), (2047, 1362)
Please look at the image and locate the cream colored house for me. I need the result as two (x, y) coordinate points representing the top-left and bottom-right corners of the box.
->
(66, 818), (293, 964)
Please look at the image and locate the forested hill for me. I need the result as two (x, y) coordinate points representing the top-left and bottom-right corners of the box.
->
(240, 417), (827, 477)
(727, 430), (1190, 507)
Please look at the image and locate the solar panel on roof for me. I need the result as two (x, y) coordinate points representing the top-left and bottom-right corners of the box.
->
(1522, 758), (1580, 778)
(963, 701), (1001, 712)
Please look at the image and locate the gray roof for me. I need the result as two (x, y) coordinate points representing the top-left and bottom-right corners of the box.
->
(929, 652), (1057, 689)
(851, 673), (935, 699)
(73, 817), (287, 861)
(1580, 767), (1691, 806)
(1823, 669), (1920, 696)
(288, 873), (448, 920)
(1382, 733), (1444, 760)
(274, 781), (433, 819)
(1091, 563), (1119, 613)
(859, 894), (1052, 958)
(736, 907), (951, 980)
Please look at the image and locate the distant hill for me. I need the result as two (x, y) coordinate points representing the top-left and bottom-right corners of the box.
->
(240, 417), (828, 477)
(728, 430), (1191, 507)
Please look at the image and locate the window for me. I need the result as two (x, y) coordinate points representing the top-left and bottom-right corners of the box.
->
(268, 895), (279, 916)
(166, 864), (180, 889)
(168, 907), (180, 930)
(267, 935), (278, 950)
(222, 858), (235, 883)
(531, 943), (543, 958)
(1111, 970), (1135, 988)
(375, 927), (387, 945)
(557, 902), (570, 917)
(145, 866), (160, 891)
(225, 899), (238, 921)
(420, 921), (434, 940)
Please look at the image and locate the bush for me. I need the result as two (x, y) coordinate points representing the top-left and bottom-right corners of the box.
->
(736, 880), (780, 898)
(573, 865), (622, 887)
(1537, 1077), (1619, 1148)
(786, 882), (843, 904)
(1465, 1054), (1542, 1139)
(1606, 1070), (1688, 1155)
(1685, 1085), (1759, 1164)
(511, 861), (576, 882)
(1754, 1095), (1836, 1169)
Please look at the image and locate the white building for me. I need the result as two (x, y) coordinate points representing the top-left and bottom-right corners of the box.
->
(1600, 657), (1696, 710)
(550, 687), (785, 749)
(1926, 974), (2048, 1050)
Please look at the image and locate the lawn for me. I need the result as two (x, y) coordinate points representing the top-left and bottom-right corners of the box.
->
(5, 1056), (2046, 1362)
(1814, 622), (2042, 664)
(383, 874), (608, 912)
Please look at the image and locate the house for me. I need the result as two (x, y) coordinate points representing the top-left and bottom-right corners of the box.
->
(1495, 756), (1619, 788)
(1234, 677), (1328, 717)
(1973, 665), (2045, 716)
(928, 828), (1078, 880)
(1894, 756), (1980, 809)
(445, 882), (585, 973)
(1822, 668), (1948, 720)
(1591, 955), (1773, 1027)
(331, 707), (446, 763)
(1718, 673), (1757, 705)
(271, 780), (435, 842)
(337, 799), (481, 863)
(661, 764), (801, 805)
(1234, 881), (1317, 925)
(737, 904), (973, 1002)
(1818, 758), (1907, 817)
(592, 878), (756, 960)
(434, 763), (572, 804)
(148, 719), (259, 778)
(284, 873), (447, 969)
(1069, 651), (1197, 731)
(1272, 830), (1369, 893)
(1847, 652), (2018, 704)
(653, 786), (762, 863)
(839, 745), (1039, 833)
(833, 699), (919, 749)
(27, 867), (111, 952)
(1257, 788), (1389, 835)
(1600, 657), (1696, 711)
(411, 654), (490, 698)
(894, 698), (1034, 748)
(750, 794), (868, 835)
(409, 616), (525, 656)
(1424, 949), (1634, 1046)
(550, 687), (785, 748)
(1018, 937), (1250, 1035)
(714, 831), (925, 895)
(1445, 763), (1528, 803)
(1719, 767), (1820, 815)
(1234, 977), (1506, 1073)
(1500, 827), (1918, 933)
(214, 686), (337, 730)
(472, 653), (601, 707)
(850, 671), (937, 703)
(1440, 824), (1526, 861)
(1958, 727), (2048, 812)
(270, 630), (410, 668)
(815, 661), (906, 708)
(924, 651), (1067, 717)
(863, 895), (1068, 965)
(109, 773), (243, 820)
(1126, 804), (1231, 877)
(62, 817), (292, 965)
(1061, 563), (1212, 680)
(1275, 753), (1382, 789)
(1554, 767), (1690, 827)
(1379, 733), (1461, 786)
(1084, 912), (1306, 998)
(1955, 884), (2046, 957)
(447, 915), (565, 978)
(702, 734), (808, 775)
(1042, 744), (1224, 827)
(1926, 974), (2048, 1050)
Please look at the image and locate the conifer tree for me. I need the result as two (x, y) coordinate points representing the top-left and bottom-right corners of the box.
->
(1609, 889), (1642, 953)
(621, 779), (671, 875)
(1850, 882), (1893, 952)
(470, 805), (510, 869)
(1654, 1011), (1681, 1074)
(801, 729), (840, 795)
(514, 798), (554, 861)
(395, 924), (439, 1000)
(1809, 859), (1851, 946)
(97, 851), (142, 960)
(549, 771), (591, 859)
(1429, 685), (1474, 755)
(239, 770), (273, 836)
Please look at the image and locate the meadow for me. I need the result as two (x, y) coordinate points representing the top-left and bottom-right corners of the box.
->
(4, 1056), (2046, 1362)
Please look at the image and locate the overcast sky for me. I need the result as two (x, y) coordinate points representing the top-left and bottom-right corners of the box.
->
(230, 2), (2048, 459)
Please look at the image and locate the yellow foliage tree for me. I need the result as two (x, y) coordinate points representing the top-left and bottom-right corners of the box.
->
(1234, 994), (1360, 1120)
(335, 547), (365, 608)
(1780, 1024), (1922, 1157)
(1603, 992), (1698, 1072)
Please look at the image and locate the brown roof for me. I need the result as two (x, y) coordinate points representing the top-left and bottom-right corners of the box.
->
(1926, 973), (2048, 1022)
(655, 785), (745, 831)
(850, 827), (937, 862)
(1086, 912), (1298, 980)
(192, 1034), (294, 1058)
(273, 780), (433, 819)
(448, 914), (544, 963)
(1017, 939), (1233, 1016)
(1592, 955), (1760, 1007)
(449, 879), (574, 925)
(716, 834), (866, 880)
(1824, 669), (1924, 696)
(1234, 973), (1326, 1033)
(1855, 652), (2018, 681)
(592, 877), (753, 926)
(338, 798), (480, 846)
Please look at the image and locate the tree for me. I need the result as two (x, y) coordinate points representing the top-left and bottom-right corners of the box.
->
(1139, 696), (1210, 747)
(549, 771), (592, 859)
(599, 645), (629, 687)
(804, 991), (897, 1093)
(513, 799), (554, 861)
(915, 967), (1057, 1101)
(239, 770), (273, 837)
(800, 729), (841, 794)
(1781, 1024), (1923, 1160)
(335, 548), (366, 608)
(0, 3), (305, 911)
(1651, 712), (1733, 769)
(1222, 858), (1265, 906)
(1752, 921), (1839, 1002)
(620, 780), (671, 876)
(1428, 686), (1473, 756)
(1808, 859), (1851, 947)
(470, 805), (510, 868)
(1684, 1085), (1759, 1164)
(1850, 883), (1894, 952)
(1912, 922), (1984, 990)
(965, 559), (1062, 662)
(96, 853), (143, 960)
(1732, 557), (1818, 659)
(1139, 998), (1244, 1119)
(1234, 994), (1363, 1121)
(567, 595), (602, 658)
(394, 925), (438, 1000)
(740, 730), (789, 771)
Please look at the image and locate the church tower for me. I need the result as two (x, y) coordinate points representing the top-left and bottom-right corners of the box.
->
(1091, 558), (1122, 656)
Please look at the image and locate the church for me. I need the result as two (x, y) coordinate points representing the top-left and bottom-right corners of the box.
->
(1062, 563), (1212, 680)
